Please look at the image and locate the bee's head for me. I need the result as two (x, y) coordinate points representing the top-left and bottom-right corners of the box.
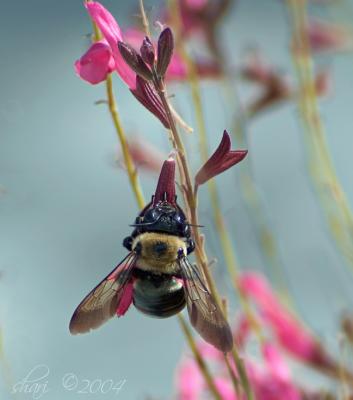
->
(132, 198), (190, 237)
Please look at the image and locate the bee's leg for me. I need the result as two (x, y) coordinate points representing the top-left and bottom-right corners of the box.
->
(186, 238), (195, 255)
(123, 236), (133, 251)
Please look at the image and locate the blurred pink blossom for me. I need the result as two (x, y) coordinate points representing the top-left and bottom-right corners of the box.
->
(241, 51), (332, 115)
(238, 272), (334, 371)
(175, 357), (203, 400)
(307, 18), (353, 54)
(116, 137), (166, 174)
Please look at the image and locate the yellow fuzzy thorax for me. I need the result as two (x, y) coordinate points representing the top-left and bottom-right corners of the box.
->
(132, 232), (186, 273)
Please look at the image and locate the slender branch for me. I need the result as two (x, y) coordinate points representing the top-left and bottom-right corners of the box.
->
(105, 74), (145, 209)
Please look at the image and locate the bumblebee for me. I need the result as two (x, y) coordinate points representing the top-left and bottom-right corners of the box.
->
(70, 182), (233, 352)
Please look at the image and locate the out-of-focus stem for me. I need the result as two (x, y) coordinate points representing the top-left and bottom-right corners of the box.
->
(105, 75), (145, 209)
(178, 315), (223, 400)
(174, 23), (264, 347)
(286, 0), (353, 267)
(87, 0), (145, 210)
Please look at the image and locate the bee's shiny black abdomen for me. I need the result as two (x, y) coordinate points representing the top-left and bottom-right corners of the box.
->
(132, 269), (185, 318)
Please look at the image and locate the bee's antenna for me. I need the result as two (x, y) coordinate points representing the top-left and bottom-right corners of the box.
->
(187, 224), (204, 228)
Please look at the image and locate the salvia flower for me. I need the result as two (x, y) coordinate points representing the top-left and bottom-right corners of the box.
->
(175, 357), (203, 400)
(240, 51), (331, 116)
(75, 2), (170, 128)
(238, 272), (336, 372)
(175, 328), (304, 399)
(307, 18), (353, 54)
(84, 1), (136, 88)
(195, 130), (248, 187)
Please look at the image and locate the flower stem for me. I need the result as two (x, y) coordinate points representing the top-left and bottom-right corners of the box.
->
(171, 14), (264, 348)
(105, 74), (145, 209)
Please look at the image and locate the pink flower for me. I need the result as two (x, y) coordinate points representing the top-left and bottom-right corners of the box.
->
(238, 272), (334, 371)
(307, 18), (353, 54)
(195, 130), (248, 187)
(76, 6), (221, 86)
(175, 357), (203, 400)
(85, 1), (135, 88)
(197, 340), (223, 361)
(74, 40), (115, 84)
(262, 342), (291, 382)
(214, 377), (236, 399)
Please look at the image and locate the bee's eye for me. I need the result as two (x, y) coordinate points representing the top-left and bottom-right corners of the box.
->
(174, 214), (182, 223)
(134, 242), (142, 254)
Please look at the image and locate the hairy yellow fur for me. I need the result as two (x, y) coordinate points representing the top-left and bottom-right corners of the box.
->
(132, 232), (186, 273)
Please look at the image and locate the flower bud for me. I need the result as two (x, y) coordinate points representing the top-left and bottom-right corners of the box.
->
(140, 37), (155, 67)
(118, 41), (153, 81)
(157, 28), (174, 77)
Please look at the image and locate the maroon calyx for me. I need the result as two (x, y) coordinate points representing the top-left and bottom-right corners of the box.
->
(153, 158), (176, 206)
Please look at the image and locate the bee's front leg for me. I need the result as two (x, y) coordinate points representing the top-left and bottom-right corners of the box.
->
(123, 236), (133, 251)
(186, 238), (195, 255)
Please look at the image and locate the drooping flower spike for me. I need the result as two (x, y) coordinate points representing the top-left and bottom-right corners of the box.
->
(238, 272), (336, 372)
(306, 18), (353, 54)
(195, 130), (248, 187)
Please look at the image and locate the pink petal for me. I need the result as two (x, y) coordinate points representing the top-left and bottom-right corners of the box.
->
(262, 342), (291, 382)
(122, 137), (165, 174)
(214, 377), (237, 400)
(74, 40), (114, 84)
(124, 28), (146, 51)
(166, 52), (188, 80)
(175, 357), (203, 400)
(196, 341), (223, 360)
(184, 0), (208, 10)
(85, 1), (136, 89)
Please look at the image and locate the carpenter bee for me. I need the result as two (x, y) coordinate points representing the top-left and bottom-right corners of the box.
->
(69, 161), (233, 352)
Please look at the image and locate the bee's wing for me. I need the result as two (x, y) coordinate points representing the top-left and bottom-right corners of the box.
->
(179, 257), (233, 352)
(69, 252), (137, 335)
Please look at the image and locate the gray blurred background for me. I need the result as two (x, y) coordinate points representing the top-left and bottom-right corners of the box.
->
(1, 0), (353, 398)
